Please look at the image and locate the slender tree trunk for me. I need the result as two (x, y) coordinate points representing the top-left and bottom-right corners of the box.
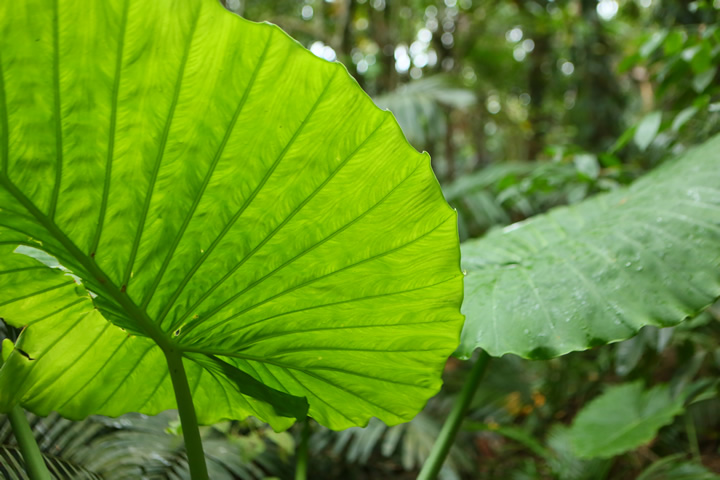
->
(372, 2), (397, 94)
(527, 32), (550, 161)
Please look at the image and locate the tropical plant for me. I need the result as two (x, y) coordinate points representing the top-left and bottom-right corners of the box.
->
(0, 0), (464, 478)
(412, 132), (720, 480)
(568, 381), (689, 459)
(2, 0), (720, 479)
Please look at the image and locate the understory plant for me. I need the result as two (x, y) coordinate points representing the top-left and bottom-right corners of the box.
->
(1, 1), (720, 479)
(416, 131), (720, 479)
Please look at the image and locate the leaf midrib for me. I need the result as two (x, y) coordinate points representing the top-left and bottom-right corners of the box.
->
(0, 173), (172, 351)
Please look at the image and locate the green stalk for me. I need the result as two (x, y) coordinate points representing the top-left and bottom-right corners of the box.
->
(462, 422), (549, 458)
(417, 350), (492, 480)
(1, 338), (51, 480)
(295, 416), (311, 480)
(164, 348), (209, 480)
(685, 412), (700, 460)
(7, 407), (52, 480)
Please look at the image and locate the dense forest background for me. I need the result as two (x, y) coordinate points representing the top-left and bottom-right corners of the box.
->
(227, 1), (720, 478)
(2, 0), (720, 479)
(228, 0), (720, 241)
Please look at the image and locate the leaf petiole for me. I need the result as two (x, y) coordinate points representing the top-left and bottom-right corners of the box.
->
(164, 348), (209, 480)
(6, 407), (52, 480)
(295, 416), (311, 480)
(2, 339), (51, 480)
(417, 350), (492, 480)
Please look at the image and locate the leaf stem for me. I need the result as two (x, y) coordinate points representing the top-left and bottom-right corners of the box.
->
(417, 350), (492, 480)
(1, 339), (51, 480)
(7, 406), (52, 480)
(461, 421), (550, 458)
(164, 348), (209, 480)
(295, 416), (311, 480)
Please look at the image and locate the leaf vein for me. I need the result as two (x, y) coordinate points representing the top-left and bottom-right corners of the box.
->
(171, 115), (389, 333)
(0, 50), (8, 173)
(140, 29), (275, 310)
(54, 335), (131, 412)
(122, 11), (201, 287)
(0, 280), (74, 308)
(188, 275), (457, 345)
(92, 342), (157, 413)
(280, 368), (354, 424)
(207, 318), (458, 351)
(156, 67), (341, 327)
(178, 161), (427, 338)
(24, 320), (112, 402)
(26, 298), (87, 327)
(49, 0), (64, 220)
(90, 0), (131, 257)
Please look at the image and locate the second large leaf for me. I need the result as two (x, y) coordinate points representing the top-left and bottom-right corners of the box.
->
(458, 135), (720, 359)
(0, 0), (463, 429)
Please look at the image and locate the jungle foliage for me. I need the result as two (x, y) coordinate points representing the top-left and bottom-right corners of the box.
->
(1, 0), (720, 479)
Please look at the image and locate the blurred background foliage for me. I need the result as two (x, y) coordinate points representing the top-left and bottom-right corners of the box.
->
(2, 0), (720, 478)
(230, 0), (720, 241)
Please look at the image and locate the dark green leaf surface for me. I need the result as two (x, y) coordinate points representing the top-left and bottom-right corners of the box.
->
(0, 0), (463, 430)
(458, 135), (720, 359)
(568, 382), (684, 459)
(545, 424), (611, 480)
(637, 454), (720, 480)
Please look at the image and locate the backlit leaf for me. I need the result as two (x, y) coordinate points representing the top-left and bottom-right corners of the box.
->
(0, 0), (463, 430)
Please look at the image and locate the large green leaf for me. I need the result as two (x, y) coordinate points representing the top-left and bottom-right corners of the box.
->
(0, 0), (463, 430)
(568, 382), (685, 459)
(458, 135), (720, 359)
